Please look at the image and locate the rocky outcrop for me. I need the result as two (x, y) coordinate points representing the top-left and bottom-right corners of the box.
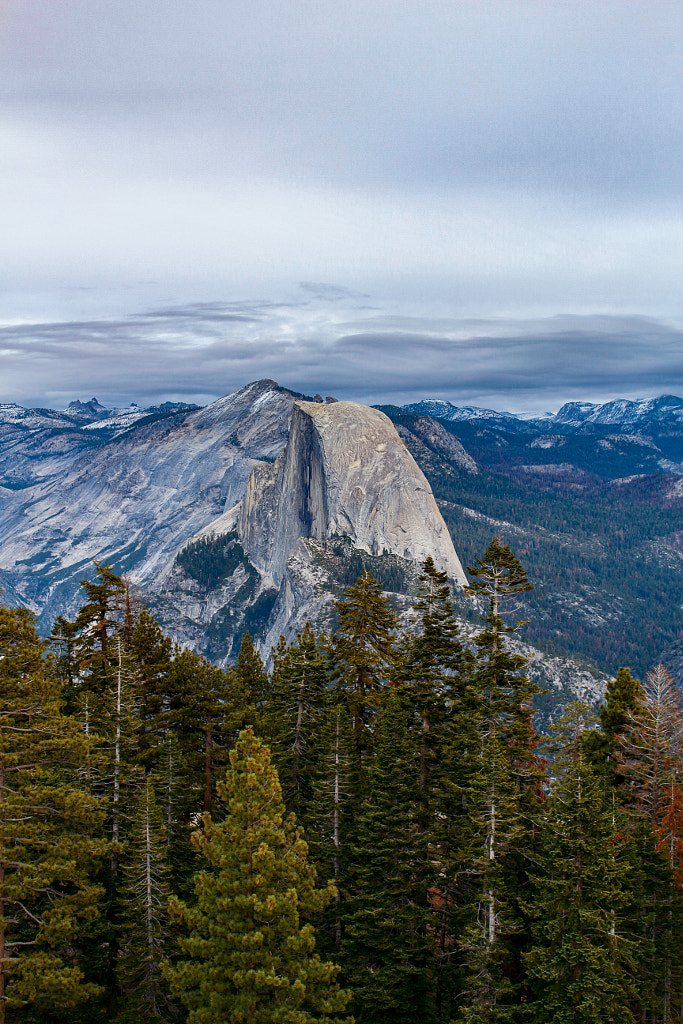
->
(237, 400), (467, 587)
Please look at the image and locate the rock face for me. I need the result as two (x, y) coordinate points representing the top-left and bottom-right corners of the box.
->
(237, 400), (467, 587)
(394, 416), (478, 474)
(0, 380), (298, 625)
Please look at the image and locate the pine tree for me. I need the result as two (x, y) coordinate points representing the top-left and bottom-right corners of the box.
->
(581, 668), (681, 1024)
(0, 606), (106, 1021)
(49, 614), (81, 712)
(616, 663), (683, 834)
(342, 692), (435, 1024)
(397, 557), (472, 1018)
(69, 564), (140, 855)
(159, 646), (246, 902)
(129, 608), (172, 772)
(74, 561), (127, 696)
(116, 777), (176, 1022)
(583, 666), (643, 788)
(614, 663), (683, 1019)
(69, 566), (147, 1016)
(457, 729), (524, 1023)
(465, 537), (538, 757)
(167, 646), (243, 817)
(402, 556), (466, 796)
(462, 540), (541, 1013)
(524, 751), (637, 1024)
(307, 705), (354, 956)
(231, 630), (269, 727)
(332, 571), (397, 774)
(544, 700), (600, 763)
(165, 728), (352, 1023)
(265, 623), (330, 825)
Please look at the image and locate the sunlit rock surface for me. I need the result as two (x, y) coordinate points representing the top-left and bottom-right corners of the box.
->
(237, 400), (466, 588)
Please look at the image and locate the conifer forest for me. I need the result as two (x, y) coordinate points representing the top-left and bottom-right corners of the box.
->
(4, 540), (683, 1023)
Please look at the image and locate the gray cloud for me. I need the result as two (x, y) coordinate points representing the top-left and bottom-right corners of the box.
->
(0, 1), (680, 330)
(2, 299), (682, 414)
(3, 1), (680, 196)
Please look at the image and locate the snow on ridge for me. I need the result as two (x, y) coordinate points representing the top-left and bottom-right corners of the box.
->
(81, 409), (150, 431)
(404, 394), (683, 431)
(250, 389), (278, 412)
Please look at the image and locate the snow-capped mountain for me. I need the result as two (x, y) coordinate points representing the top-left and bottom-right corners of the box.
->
(404, 394), (683, 437)
(552, 395), (683, 431)
(403, 400), (520, 425)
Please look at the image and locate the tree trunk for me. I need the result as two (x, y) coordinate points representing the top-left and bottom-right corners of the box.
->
(145, 786), (154, 956)
(112, 641), (122, 871)
(420, 712), (430, 792)
(84, 693), (91, 791)
(292, 668), (306, 807)
(166, 741), (174, 843)
(488, 792), (496, 945)
(333, 711), (341, 948)
(0, 764), (5, 1024)
(204, 717), (213, 813)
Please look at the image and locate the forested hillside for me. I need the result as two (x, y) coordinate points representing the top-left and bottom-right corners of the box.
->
(3, 548), (683, 1023)
(382, 406), (683, 678)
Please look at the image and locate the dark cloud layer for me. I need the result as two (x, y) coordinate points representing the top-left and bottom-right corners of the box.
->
(3, 300), (682, 414)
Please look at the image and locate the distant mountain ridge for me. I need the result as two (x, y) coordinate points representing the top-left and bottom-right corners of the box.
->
(404, 394), (683, 437)
(0, 397), (198, 438)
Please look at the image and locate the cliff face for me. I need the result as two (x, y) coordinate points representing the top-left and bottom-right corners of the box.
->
(237, 400), (466, 587)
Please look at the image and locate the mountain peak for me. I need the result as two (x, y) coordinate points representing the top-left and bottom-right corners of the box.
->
(65, 397), (110, 421)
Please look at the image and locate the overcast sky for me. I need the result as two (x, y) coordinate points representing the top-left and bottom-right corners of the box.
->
(1, 1), (681, 411)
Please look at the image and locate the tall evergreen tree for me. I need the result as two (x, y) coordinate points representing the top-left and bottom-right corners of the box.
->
(333, 571), (397, 774)
(307, 705), (354, 956)
(165, 728), (352, 1024)
(583, 666), (644, 788)
(49, 614), (81, 712)
(465, 538), (537, 757)
(457, 729), (524, 1024)
(0, 606), (106, 1021)
(265, 623), (330, 825)
(582, 666), (681, 1023)
(70, 566), (150, 1016)
(402, 556), (467, 796)
(342, 693), (435, 1024)
(616, 663), (683, 835)
(161, 646), (246, 901)
(167, 646), (243, 816)
(524, 751), (637, 1024)
(231, 630), (269, 727)
(398, 557), (472, 1019)
(129, 608), (173, 771)
(116, 777), (176, 1022)
(614, 663), (683, 1019)
(463, 540), (541, 1012)
(74, 562), (127, 696)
